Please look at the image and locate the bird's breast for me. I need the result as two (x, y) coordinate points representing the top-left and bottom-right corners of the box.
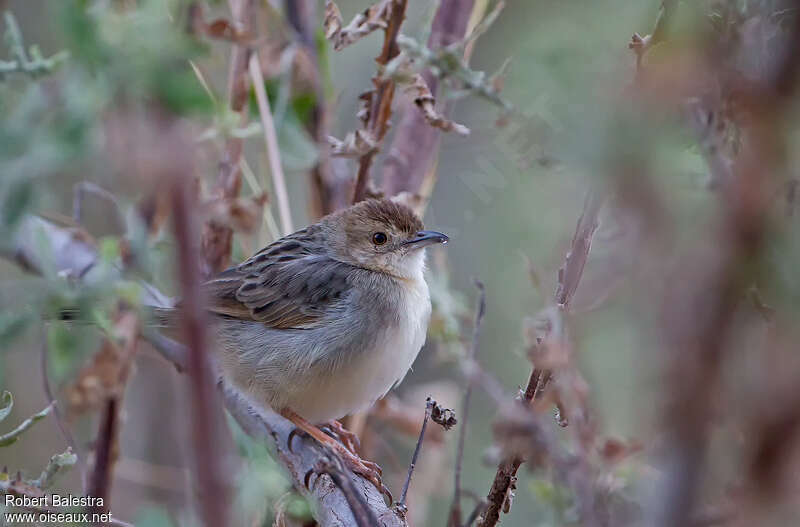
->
(293, 276), (431, 423)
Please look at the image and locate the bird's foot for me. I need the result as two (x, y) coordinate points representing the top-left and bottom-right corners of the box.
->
(321, 419), (362, 455)
(282, 409), (391, 502)
(322, 439), (391, 502)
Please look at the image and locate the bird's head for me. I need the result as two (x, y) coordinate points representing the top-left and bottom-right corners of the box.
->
(323, 199), (448, 279)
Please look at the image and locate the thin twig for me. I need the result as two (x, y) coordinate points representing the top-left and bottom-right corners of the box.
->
(397, 397), (435, 508)
(249, 51), (293, 235)
(448, 279), (486, 527)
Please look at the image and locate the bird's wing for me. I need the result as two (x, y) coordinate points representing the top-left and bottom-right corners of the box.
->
(203, 229), (352, 329)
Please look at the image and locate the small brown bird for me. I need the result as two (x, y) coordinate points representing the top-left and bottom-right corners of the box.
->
(161, 198), (448, 490)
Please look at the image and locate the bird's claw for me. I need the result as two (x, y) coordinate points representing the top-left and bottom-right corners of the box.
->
(287, 427), (307, 453)
(324, 419), (362, 454)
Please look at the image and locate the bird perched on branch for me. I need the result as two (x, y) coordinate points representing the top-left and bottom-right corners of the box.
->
(158, 198), (448, 493)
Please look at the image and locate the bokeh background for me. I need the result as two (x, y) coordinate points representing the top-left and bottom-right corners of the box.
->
(2, 1), (800, 526)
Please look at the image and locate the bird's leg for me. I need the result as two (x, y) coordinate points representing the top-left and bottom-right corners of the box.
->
(281, 408), (390, 500)
(322, 419), (361, 455)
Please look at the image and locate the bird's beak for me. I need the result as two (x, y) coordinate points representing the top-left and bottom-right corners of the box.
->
(404, 230), (449, 249)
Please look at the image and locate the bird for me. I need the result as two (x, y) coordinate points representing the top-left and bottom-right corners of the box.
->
(158, 198), (448, 492)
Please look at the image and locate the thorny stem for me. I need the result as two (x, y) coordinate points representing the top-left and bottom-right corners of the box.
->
(480, 190), (602, 527)
(352, 0), (409, 204)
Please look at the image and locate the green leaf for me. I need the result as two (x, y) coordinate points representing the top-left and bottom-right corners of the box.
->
(0, 401), (54, 447)
(0, 391), (12, 422)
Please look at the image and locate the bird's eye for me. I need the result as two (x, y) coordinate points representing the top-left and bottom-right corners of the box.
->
(372, 232), (388, 245)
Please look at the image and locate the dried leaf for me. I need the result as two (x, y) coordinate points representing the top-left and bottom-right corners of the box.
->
(67, 308), (139, 414)
(430, 401), (457, 431)
(204, 193), (268, 233)
(323, 0), (343, 40)
(357, 89), (374, 125)
(325, 0), (392, 51)
(328, 130), (377, 157)
(404, 74), (470, 135)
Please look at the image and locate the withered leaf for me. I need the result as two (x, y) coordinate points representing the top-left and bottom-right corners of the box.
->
(324, 0), (392, 51)
(404, 74), (470, 136)
(204, 193), (268, 233)
(67, 308), (139, 415)
(328, 130), (377, 157)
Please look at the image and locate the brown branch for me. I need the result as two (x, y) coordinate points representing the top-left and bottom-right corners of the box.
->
(480, 190), (602, 527)
(351, 0), (408, 204)
(171, 170), (231, 527)
(382, 0), (476, 199)
(448, 279), (485, 527)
